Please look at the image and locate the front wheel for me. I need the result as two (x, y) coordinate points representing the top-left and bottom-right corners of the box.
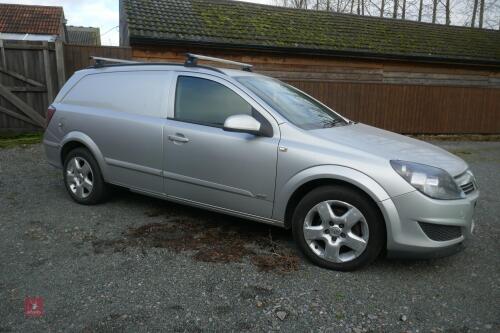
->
(63, 148), (109, 205)
(292, 185), (385, 271)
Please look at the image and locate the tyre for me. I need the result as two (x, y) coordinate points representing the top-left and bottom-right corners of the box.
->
(292, 185), (385, 271)
(63, 147), (109, 205)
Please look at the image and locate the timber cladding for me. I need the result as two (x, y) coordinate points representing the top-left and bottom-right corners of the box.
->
(63, 44), (132, 78)
(290, 81), (500, 134)
(132, 46), (500, 134)
(0, 40), (497, 134)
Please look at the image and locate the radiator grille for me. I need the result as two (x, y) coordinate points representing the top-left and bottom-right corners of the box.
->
(419, 222), (462, 241)
(460, 182), (475, 195)
(454, 170), (477, 196)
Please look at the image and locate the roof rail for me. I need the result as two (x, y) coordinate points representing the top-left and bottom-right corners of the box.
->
(90, 56), (138, 67)
(88, 55), (227, 75)
(185, 53), (253, 72)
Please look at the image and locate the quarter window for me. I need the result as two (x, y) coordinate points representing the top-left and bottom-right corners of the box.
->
(174, 76), (252, 126)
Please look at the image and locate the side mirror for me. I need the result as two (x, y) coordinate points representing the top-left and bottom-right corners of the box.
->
(223, 114), (262, 136)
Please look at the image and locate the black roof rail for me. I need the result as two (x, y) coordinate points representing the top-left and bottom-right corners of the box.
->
(88, 56), (226, 74)
(185, 53), (253, 72)
(91, 56), (138, 67)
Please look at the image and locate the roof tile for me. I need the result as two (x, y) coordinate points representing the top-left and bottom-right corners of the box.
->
(0, 3), (64, 35)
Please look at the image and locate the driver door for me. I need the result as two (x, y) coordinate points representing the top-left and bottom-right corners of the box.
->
(162, 72), (280, 218)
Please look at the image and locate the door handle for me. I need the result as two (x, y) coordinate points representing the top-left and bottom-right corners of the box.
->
(168, 134), (190, 143)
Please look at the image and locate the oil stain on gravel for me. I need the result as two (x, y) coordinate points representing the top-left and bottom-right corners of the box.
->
(92, 209), (300, 273)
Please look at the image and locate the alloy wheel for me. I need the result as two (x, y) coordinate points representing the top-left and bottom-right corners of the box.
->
(303, 200), (369, 263)
(66, 156), (94, 199)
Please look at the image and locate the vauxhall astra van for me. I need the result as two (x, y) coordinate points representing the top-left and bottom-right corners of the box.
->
(43, 54), (479, 270)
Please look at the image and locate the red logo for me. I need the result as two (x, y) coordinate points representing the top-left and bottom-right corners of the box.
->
(24, 297), (44, 317)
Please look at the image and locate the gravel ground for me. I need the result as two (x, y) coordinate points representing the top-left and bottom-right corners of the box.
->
(0, 141), (499, 332)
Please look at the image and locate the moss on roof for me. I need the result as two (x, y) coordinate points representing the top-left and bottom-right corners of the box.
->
(124, 0), (500, 64)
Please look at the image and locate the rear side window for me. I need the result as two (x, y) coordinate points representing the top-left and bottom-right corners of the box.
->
(62, 71), (170, 118)
(174, 76), (252, 127)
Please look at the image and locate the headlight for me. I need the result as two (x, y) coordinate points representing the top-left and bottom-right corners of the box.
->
(390, 160), (464, 200)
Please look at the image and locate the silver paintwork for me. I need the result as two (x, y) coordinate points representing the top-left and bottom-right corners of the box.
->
(303, 200), (368, 263)
(43, 63), (479, 259)
(66, 157), (93, 199)
(223, 114), (261, 133)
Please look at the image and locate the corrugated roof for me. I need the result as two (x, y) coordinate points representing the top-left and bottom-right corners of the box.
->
(67, 26), (101, 45)
(0, 3), (64, 35)
(123, 0), (500, 65)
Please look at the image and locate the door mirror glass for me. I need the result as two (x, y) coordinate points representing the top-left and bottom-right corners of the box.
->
(223, 114), (262, 135)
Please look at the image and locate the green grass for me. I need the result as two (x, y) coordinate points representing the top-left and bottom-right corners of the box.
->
(0, 133), (43, 149)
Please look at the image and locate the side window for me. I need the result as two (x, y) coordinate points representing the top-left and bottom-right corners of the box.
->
(174, 76), (252, 126)
(62, 71), (170, 118)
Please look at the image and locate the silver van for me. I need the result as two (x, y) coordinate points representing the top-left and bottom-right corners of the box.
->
(43, 54), (479, 270)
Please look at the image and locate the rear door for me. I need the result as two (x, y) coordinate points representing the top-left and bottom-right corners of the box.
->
(163, 72), (280, 218)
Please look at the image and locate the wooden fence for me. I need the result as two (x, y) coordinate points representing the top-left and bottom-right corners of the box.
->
(64, 44), (132, 79)
(288, 81), (500, 134)
(0, 42), (131, 134)
(0, 40), (64, 133)
(0, 41), (498, 134)
(133, 46), (500, 134)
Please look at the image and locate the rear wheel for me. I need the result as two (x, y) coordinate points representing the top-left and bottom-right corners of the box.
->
(292, 185), (385, 271)
(63, 148), (109, 205)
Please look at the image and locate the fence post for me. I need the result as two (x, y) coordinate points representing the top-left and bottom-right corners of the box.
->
(55, 39), (65, 89)
(0, 39), (6, 69)
(42, 42), (55, 103)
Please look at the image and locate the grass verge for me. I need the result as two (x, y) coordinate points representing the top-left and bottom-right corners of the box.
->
(0, 133), (43, 149)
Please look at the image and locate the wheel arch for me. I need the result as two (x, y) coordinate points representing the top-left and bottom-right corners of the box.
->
(274, 165), (390, 231)
(60, 132), (108, 179)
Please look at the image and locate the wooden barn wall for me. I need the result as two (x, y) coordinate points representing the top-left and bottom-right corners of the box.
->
(2, 42), (496, 134)
(63, 44), (132, 79)
(289, 81), (500, 134)
(133, 46), (500, 134)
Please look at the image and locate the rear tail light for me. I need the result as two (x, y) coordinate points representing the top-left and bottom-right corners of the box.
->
(46, 105), (56, 128)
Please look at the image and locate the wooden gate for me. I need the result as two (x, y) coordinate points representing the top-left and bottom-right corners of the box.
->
(0, 40), (65, 134)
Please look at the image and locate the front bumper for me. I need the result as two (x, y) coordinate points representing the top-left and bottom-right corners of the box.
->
(379, 189), (479, 258)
